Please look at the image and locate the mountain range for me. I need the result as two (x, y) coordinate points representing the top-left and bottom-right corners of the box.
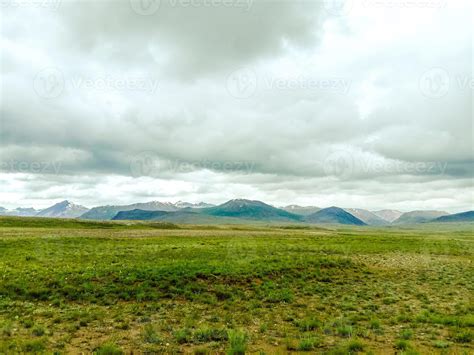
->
(305, 207), (366, 225)
(391, 210), (449, 224)
(36, 200), (89, 218)
(1, 199), (472, 225)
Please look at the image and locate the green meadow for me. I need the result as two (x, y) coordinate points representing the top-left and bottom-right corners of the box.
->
(0, 217), (473, 354)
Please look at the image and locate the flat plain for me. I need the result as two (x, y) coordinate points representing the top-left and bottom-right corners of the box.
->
(0, 217), (473, 354)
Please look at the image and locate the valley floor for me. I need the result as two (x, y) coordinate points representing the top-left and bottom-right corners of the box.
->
(0, 219), (473, 354)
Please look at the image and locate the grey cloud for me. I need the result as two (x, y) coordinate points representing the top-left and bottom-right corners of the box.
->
(0, 0), (472, 211)
(54, 0), (324, 78)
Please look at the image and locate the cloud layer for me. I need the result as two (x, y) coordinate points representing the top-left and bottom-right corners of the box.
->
(0, 0), (472, 211)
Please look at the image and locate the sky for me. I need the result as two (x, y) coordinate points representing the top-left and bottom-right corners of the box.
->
(0, 0), (472, 212)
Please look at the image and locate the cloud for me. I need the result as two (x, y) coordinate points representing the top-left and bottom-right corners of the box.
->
(0, 0), (472, 211)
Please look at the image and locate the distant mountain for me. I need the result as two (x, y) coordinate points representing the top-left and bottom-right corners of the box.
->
(431, 211), (474, 223)
(174, 201), (215, 209)
(305, 207), (366, 225)
(344, 208), (388, 225)
(112, 209), (250, 224)
(36, 201), (89, 218)
(201, 199), (302, 222)
(0, 207), (40, 217)
(113, 209), (171, 220)
(393, 210), (449, 224)
(80, 201), (180, 220)
(281, 205), (321, 216)
(372, 209), (403, 223)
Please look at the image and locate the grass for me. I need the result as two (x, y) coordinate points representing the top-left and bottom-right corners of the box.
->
(94, 342), (123, 355)
(227, 329), (247, 354)
(0, 217), (472, 353)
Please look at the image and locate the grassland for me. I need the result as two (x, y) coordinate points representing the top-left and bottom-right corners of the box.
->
(0, 217), (473, 354)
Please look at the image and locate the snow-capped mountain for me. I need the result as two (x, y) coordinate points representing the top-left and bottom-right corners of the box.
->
(36, 200), (89, 218)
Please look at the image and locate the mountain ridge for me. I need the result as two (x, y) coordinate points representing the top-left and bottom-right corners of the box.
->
(36, 200), (89, 218)
(305, 207), (366, 225)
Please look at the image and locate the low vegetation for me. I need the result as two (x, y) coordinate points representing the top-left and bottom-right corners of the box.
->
(0, 218), (472, 353)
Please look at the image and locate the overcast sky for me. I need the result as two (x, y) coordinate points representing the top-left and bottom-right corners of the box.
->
(0, 0), (472, 212)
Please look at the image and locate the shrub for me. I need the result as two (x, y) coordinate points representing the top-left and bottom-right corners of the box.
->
(227, 329), (247, 355)
(22, 319), (34, 329)
(298, 337), (319, 351)
(369, 318), (381, 330)
(2, 322), (12, 337)
(142, 324), (161, 344)
(452, 330), (472, 343)
(94, 342), (123, 355)
(400, 329), (413, 340)
(346, 339), (365, 353)
(194, 327), (228, 342)
(337, 325), (353, 337)
(394, 339), (409, 350)
(32, 325), (45, 337)
(23, 339), (45, 352)
(174, 328), (192, 344)
(295, 317), (320, 331)
(432, 340), (449, 348)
